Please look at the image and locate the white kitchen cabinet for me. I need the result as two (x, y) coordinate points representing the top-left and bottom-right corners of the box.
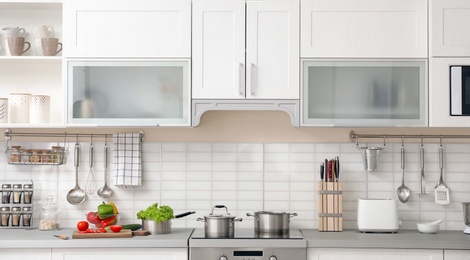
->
(431, 0), (470, 57)
(52, 248), (187, 260)
(2, 248), (51, 260)
(429, 58), (470, 127)
(308, 248), (443, 260)
(302, 60), (427, 127)
(66, 59), (190, 126)
(192, 0), (299, 99)
(0, 2), (64, 127)
(63, 0), (190, 58)
(445, 250), (470, 260)
(301, 0), (428, 58)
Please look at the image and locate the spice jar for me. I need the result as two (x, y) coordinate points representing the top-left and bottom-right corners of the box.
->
(22, 207), (32, 227)
(39, 195), (59, 230)
(41, 150), (51, 163)
(11, 207), (21, 227)
(1, 184), (11, 204)
(30, 149), (41, 163)
(21, 149), (31, 163)
(0, 207), (10, 226)
(51, 146), (63, 164)
(9, 146), (21, 163)
(12, 184), (22, 204)
(23, 184), (33, 204)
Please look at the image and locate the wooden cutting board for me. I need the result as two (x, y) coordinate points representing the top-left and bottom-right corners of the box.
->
(72, 229), (132, 239)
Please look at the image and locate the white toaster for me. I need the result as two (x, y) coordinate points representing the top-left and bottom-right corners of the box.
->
(357, 198), (400, 233)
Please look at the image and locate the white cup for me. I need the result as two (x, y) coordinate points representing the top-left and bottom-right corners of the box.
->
(31, 25), (54, 56)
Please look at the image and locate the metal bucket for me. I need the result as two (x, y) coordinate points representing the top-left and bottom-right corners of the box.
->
(360, 146), (383, 172)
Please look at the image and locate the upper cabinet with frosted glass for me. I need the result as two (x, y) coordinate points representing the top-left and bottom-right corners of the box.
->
(63, 0), (190, 58)
(301, 0), (428, 58)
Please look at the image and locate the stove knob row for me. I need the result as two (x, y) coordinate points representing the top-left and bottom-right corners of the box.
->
(269, 256), (278, 260)
(218, 256), (228, 260)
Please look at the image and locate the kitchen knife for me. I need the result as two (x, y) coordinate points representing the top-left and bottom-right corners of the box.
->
(335, 156), (340, 182)
(328, 160), (333, 182)
(324, 159), (329, 181)
(320, 163), (324, 182)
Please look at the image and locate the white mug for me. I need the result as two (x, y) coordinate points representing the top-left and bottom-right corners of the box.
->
(31, 25), (54, 39)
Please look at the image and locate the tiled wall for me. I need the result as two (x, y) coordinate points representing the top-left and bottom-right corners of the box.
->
(0, 140), (469, 231)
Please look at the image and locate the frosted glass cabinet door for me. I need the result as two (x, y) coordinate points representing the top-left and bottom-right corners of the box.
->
(67, 60), (190, 126)
(302, 60), (427, 127)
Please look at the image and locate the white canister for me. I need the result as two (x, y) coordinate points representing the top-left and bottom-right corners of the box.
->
(0, 98), (7, 123)
(30, 95), (50, 124)
(8, 93), (30, 123)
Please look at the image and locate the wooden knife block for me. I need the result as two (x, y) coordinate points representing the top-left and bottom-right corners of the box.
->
(317, 182), (343, 232)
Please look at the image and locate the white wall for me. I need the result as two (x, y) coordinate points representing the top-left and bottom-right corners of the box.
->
(0, 139), (468, 231)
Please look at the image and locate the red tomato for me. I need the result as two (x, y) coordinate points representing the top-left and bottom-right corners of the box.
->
(87, 211), (101, 224)
(110, 225), (122, 233)
(77, 221), (89, 231)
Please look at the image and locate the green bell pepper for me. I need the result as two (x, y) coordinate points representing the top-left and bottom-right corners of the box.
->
(97, 202), (114, 219)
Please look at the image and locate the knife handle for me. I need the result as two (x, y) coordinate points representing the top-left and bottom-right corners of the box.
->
(320, 163), (324, 181)
(328, 160), (333, 181)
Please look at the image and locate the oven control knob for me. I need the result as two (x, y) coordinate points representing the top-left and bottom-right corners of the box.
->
(218, 256), (228, 260)
(269, 256), (278, 260)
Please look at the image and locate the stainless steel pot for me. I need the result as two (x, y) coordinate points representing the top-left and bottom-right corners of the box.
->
(197, 205), (242, 238)
(246, 211), (297, 233)
(142, 211), (195, 235)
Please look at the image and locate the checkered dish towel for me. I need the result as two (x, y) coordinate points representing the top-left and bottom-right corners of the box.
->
(113, 133), (142, 187)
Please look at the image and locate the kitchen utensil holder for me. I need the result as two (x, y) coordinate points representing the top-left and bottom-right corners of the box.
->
(317, 182), (342, 232)
(0, 180), (33, 229)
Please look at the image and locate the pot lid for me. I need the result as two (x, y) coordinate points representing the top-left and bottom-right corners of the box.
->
(204, 205), (236, 219)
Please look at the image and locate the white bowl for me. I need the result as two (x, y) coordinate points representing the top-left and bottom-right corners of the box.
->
(417, 222), (440, 234)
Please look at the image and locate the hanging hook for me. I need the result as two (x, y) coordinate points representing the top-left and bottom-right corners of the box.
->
(440, 135), (443, 147)
(90, 134), (93, 145)
(421, 135), (424, 147)
(355, 136), (359, 148)
(401, 135), (405, 147)
(104, 134), (107, 146)
(383, 134), (386, 147)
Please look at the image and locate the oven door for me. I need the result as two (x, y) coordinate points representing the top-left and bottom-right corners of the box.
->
(451, 66), (470, 116)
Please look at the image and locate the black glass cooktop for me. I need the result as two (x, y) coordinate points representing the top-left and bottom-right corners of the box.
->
(191, 228), (304, 239)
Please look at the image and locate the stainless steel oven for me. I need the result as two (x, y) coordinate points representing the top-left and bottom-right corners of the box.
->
(189, 229), (307, 260)
(451, 65), (470, 116)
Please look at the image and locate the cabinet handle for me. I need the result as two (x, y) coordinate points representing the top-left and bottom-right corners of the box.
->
(250, 63), (255, 95)
(239, 63), (244, 95)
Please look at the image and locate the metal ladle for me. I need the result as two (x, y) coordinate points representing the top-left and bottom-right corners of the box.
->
(397, 147), (411, 203)
(66, 140), (86, 205)
(97, 137), (113, 198)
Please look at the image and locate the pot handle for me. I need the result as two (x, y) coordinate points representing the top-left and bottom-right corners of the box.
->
(246, 213), (255, 217)
(175, 211), (196, 219)
(196, 217), (206, 222)
(211, 205), (229, 215)
(289, 213), (298, 218)
(232, 218), (243, 223)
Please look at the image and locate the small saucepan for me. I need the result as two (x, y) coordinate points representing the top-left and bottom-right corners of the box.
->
(143, 211), (195, 235)
(197, 205), (242, 238)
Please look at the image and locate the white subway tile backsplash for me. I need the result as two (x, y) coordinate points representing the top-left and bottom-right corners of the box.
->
(2, 140), (469, 231)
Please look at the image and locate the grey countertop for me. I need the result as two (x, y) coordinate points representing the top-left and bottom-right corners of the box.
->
(0, 228), (194, 248)
(301, 229), (470, 250)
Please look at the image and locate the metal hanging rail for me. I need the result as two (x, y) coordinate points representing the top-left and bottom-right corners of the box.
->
(4, 129), (144, 141)
(349, 130), (470, 144)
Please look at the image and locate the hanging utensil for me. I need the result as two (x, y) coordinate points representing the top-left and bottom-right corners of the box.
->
(418, 145), (426, 195)
(397, 147), (411, 203)
(97, 136), (113, 198)
(85, 136), (97, 195)
(66, 138), (86, 205)
(435, 144), (450, 205)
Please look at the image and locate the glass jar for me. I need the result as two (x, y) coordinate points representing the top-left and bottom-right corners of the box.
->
(41, 150), (51, 163)
(11, 207), (21, 227)
(1, 184), (11, 204)
(30, 149), (41, 163)
(39, 195), (59, 230)
(12, 184), (22, 204)
(22, 207), (32, 227)
(0, 207), (10, 226)
(23, 184), (33, 204)
(51, 146), (63, 164)
(21, 149), (31, 163)
(9, 146), (21, 163)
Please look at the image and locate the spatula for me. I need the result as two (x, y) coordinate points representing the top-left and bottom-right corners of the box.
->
(434, 146), (450, 205)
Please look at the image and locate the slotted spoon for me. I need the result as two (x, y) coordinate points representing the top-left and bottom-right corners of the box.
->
(435, 146), (450, 205)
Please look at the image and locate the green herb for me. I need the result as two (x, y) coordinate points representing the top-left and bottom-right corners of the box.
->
(136, 203), (174, 222)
